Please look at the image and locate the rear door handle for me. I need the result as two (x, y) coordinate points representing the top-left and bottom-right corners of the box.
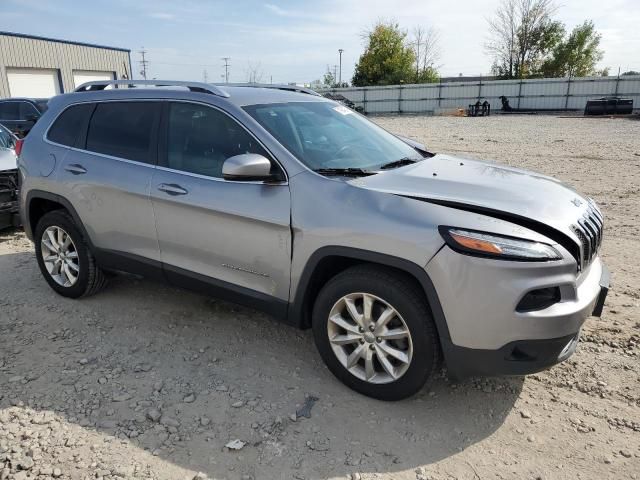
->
(64, 164), (87, 175)
(158, 183), (188, 196)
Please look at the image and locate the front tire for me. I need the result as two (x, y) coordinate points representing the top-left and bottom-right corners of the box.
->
(312, 265), (440, 400)
(34, 210), (107, 298)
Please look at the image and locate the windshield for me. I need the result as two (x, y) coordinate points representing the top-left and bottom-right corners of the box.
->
(243, 101), (422, 171)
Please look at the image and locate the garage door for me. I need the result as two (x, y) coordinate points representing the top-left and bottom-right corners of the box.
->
(73, 70), (114, 88)
(6, 68), (61, 98)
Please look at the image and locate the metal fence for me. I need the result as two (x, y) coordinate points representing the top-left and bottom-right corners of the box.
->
(318, 75), (640, 115)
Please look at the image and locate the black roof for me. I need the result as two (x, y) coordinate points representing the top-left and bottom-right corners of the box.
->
(0, 31), (130, 53)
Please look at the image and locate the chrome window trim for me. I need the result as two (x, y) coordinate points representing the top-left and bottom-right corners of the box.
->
(154, 164), (286, 185)
(61, 146), (157, 169)
(41, 98), (289, 185)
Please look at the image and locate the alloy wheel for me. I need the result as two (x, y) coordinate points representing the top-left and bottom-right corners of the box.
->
(40, 226), (80, 287)
(327, 292), (413, 384)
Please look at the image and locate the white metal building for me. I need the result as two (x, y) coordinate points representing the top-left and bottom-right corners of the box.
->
(0, 31), (131, 99)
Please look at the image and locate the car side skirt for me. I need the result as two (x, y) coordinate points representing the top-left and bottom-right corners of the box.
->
(93, 248), (290, 324)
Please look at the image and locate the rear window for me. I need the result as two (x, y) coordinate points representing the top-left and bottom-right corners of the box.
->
(86, 102), (158, 163)
(19, 102), (40, 118)
(47, 104), (94, 147)
(35, 100), (49, 113)
(0, 102), (19, 120)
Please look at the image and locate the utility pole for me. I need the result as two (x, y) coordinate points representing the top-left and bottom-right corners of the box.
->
(221, 57), (231, 83)
(203, 70), (208, 83)
(338, 49), (344, 86)
(333, 65), (338, 86)
(139, 48), (148, 80)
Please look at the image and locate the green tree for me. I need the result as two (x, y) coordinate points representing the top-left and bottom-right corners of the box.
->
(352, 21), (415, 86)
(323, 66), (336, 87)
(621, 70), (640, 76)
(542, 21), (603, 77)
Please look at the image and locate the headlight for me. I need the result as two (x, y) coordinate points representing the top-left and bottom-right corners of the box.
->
(439, 227), (562, 261)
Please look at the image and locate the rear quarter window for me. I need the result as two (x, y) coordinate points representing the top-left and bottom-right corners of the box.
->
(47, 104), (94, 147)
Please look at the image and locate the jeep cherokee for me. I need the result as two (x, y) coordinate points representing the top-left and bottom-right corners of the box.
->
(18, 80), (609, 400)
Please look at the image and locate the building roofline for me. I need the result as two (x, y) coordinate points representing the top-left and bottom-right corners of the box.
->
(0, 31), (130, 53)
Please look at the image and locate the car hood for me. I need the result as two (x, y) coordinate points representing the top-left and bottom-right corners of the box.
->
(0, 148), (17, 171)
(349, 154), (590, 238)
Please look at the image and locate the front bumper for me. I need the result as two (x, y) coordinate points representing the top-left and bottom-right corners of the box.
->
(0, 169), (20, 230)
(426, 246), (609, 378)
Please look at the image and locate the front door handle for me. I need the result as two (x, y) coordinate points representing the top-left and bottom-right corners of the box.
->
(64, 164), (87, 175)
(158, 183), (188, 196)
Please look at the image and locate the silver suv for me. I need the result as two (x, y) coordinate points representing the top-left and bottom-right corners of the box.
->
(18, 80), (609, 400)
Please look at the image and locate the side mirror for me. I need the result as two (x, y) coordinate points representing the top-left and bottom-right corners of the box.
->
(222, 153), (275, 181)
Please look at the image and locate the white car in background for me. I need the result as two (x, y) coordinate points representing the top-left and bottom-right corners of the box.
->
(0, 123), (20, 229)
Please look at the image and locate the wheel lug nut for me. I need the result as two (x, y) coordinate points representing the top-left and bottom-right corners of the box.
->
(369, 344), (375, 350)
(358, 327), (364, 333)
(369, 325), (375, 332)
(376, 337), (381, 343)
(359, 338), (365, 344)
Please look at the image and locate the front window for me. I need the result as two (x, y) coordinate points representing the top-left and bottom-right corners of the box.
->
(166, 102), (272, 178)
(243, 102), (421, 172)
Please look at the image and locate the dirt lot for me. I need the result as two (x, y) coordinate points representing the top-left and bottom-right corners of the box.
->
(1, 115), (638, 480)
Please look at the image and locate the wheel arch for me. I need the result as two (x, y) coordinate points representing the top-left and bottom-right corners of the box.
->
(25, 190), (93, 249)
(289, 246), (452, 346)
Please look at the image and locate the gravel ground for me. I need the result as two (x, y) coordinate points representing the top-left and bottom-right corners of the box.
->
(1, 114), (639, 480)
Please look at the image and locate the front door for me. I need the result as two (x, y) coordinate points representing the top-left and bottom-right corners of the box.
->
(150, 101), (291, 303)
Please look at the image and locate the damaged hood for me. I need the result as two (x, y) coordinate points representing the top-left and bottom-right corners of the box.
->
(349, 154), (590, 236)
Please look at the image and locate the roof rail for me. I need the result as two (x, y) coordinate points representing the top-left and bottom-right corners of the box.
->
(74, 80), (230, 98)
(218, 83), (321, 97)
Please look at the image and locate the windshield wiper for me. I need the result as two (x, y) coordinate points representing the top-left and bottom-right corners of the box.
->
(379, 157), (420, 170)
(313, 167), (376, 177)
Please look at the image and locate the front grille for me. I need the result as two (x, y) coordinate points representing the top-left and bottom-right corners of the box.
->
(571, 200), (604, 270)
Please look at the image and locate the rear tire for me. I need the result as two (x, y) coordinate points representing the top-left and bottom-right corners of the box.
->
(312, 265), (440, 400)
(34, 210), (107, 298)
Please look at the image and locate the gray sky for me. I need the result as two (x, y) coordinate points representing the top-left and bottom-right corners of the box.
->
(2, 0), (639, 83)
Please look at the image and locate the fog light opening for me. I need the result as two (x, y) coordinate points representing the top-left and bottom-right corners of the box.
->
(516, 287), (561, 312)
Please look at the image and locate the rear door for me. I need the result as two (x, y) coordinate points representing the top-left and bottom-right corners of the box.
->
(54, 101), (161, 264)
(150, 101), (291, 302)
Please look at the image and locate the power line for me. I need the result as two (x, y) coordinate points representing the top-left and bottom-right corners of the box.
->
(139, 48), (149, 80)
(222, 57), (231, 83)
(152, 60), (225, 68)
